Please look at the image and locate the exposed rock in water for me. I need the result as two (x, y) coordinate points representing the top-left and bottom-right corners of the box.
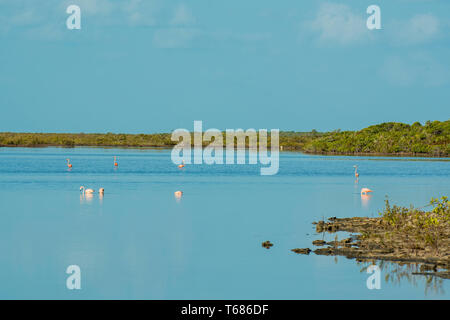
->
(262, 240), (273, 249)
(310, 216), (450, 279)
(420, 264), (437, 272)
(291, 248), (311, 255)
(312, 240), (326, 246)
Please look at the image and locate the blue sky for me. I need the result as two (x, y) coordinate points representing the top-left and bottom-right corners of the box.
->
(0, 0), (449, 133)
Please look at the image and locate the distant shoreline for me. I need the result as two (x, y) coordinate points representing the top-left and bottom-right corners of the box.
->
(0, 144), (448, 159)
(1, 120), (449, 157)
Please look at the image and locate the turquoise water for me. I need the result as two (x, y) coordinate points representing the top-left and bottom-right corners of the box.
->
(0, 147), (449, 299)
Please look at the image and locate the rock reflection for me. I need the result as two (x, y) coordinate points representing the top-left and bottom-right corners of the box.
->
(358, 260), (445, 296)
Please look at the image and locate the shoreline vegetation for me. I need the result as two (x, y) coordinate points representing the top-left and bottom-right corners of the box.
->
(293, 197), (450, 279)
(0, 120), (449, 157)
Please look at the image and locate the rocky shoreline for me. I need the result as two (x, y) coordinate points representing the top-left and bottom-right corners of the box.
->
(291, 216), (450, 280)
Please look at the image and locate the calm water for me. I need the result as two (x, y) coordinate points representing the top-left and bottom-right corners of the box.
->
(0, 147), (449, 299)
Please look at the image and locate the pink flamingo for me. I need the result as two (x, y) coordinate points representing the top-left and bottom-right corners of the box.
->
(80, 186), (95, 194)
(360, 188), (373, 195)
(174, 191), (183, 199)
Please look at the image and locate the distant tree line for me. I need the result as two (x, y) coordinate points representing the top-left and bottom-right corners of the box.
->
(302, 120), (449, 156)
(0, 120), (448, 157)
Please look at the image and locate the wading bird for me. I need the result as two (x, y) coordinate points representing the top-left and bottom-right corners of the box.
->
(174, 191), (183, 199)
(178, 160), (185, 169)
(114, 156), (118, 167)
(80, 186), (95, 194)
(66, 159), (72, 168)
(353, 165), (359, 178)
(360, 188), (373, 195)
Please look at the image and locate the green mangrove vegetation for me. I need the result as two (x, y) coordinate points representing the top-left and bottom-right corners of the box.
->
(303, 120), (449, 156)
(1, 120), (449, 157)
(0, 132), (176, 148)
(377, 196), (450, 254)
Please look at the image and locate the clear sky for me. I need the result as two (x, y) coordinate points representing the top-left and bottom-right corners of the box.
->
(0, 0), (449, 133)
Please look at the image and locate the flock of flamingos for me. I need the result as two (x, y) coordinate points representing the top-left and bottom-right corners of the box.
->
(67, 157), (372, 200)
(67, 156), (185, 200)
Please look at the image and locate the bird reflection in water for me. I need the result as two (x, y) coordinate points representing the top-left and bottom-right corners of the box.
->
(79, 187), (104, 205)
(361, 194), (372, 208)
(174, 191), (183, 202)
(99, 188), (104, 205)
(80, 193), (94, 204)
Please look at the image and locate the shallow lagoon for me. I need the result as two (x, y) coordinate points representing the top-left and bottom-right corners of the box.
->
(0, 147), (449, 299)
